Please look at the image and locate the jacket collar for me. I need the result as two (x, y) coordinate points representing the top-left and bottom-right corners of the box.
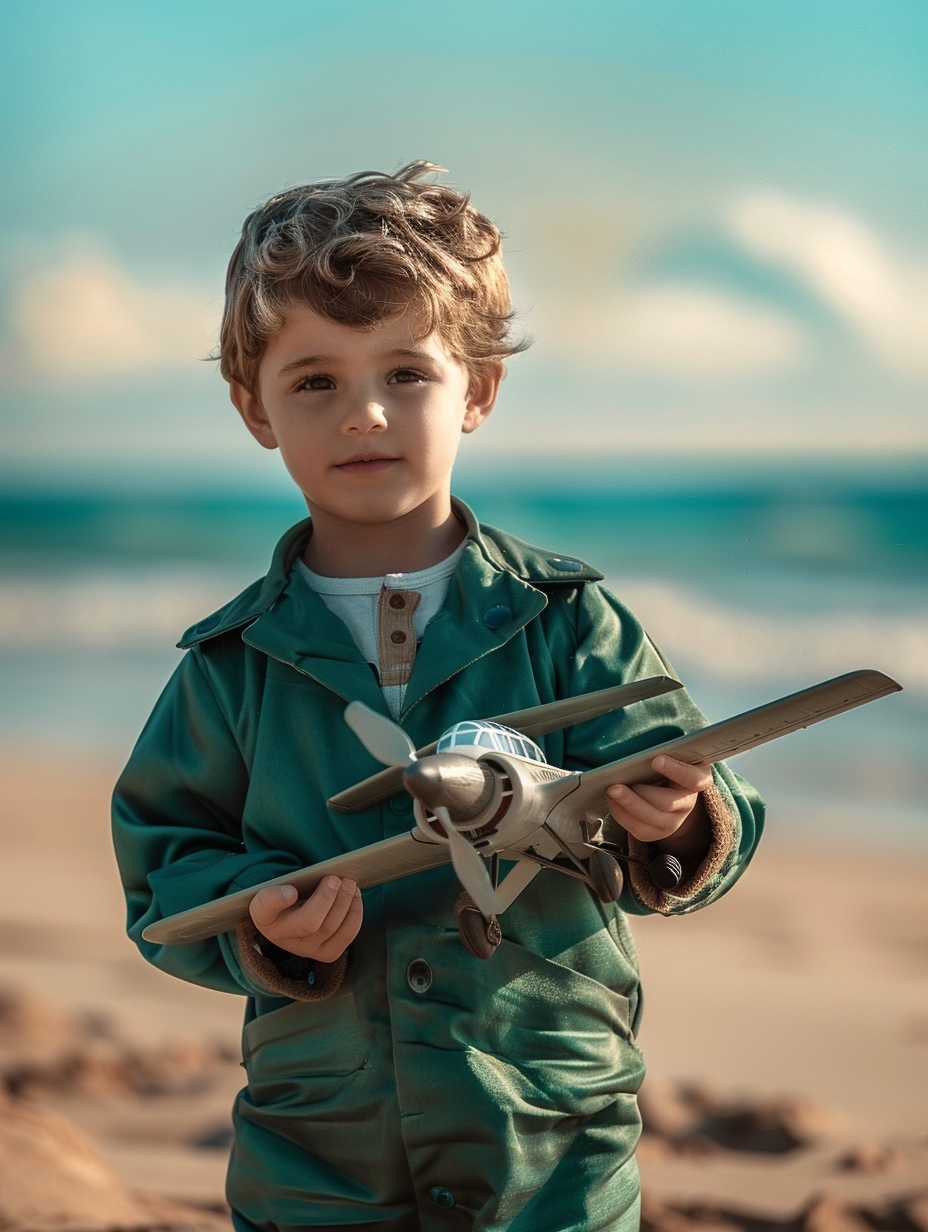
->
(177, 514), (314, 650)
(177, 496), (603, 714)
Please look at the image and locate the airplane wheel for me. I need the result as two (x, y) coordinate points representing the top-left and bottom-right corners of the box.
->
(588, 849), (624, 903)
(455, 894), (502, 960)
(649, 852), (683, 890)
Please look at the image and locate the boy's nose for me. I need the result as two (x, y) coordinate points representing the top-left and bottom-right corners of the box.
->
(344, 400), (388, 432)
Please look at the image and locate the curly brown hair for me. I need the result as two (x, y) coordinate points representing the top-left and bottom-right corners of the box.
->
(219, 161), (527, 392)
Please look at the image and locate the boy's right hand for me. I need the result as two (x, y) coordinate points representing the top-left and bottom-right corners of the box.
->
(249, 877), (363, 962)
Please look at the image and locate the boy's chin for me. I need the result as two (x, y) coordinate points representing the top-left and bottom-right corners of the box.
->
(303, 490), (441, 527)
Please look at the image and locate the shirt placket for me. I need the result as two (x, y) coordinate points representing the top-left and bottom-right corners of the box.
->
(377, 587), (422, 691)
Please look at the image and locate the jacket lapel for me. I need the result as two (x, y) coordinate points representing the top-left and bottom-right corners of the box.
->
(242, 570), (389, 715)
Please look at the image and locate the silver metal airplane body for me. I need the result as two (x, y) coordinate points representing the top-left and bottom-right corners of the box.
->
(142, 669), (901, 954)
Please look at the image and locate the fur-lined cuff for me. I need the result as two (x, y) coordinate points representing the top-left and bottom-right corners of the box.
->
(235, 918), (347, 1002)
(626, 777), (737, 912)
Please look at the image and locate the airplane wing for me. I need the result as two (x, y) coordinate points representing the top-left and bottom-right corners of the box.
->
(141, 833), (451, 947)
(328, 675), (682, 814)
(546, 670), (902, 826)
(489, 675), (682, 739)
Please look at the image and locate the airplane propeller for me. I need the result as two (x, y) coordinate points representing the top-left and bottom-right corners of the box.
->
(344, 701), (418, 768)
(344, 703), (504, 917)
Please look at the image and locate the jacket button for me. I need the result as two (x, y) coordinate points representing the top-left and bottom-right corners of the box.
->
(430, 1186), (455, 1209)
(407, 959), (432, 994)
(483, 604), (512, 630)
(389, 792), (411, 814)
(390, 630), (407, 644)
(389, 593), (406, 609)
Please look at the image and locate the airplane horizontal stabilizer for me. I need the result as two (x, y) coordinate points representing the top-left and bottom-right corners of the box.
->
(141, 833), (450, 947)
(548, 669), (902, 827)
(328, 675), (682, 814)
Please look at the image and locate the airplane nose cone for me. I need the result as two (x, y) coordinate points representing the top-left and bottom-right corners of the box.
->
(403, 755), (497, 823)
(402, 758), (447, 809)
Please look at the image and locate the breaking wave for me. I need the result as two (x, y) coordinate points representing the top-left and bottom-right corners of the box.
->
(0, 568), (924, 694)
(610, 577), (927, 693)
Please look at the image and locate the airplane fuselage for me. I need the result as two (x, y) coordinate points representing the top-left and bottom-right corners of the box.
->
(408, 750), (600, 869)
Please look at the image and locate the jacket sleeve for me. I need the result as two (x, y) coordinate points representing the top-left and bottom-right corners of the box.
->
(560, 581), (765, 918)
(112, 645), (327, 998)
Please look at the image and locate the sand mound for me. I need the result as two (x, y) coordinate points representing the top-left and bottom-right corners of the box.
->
(0, 984), (234, 1228)
(0, 982), (234, 1101)
(0, 1087), (229, 1231)
(642, 1190), (928, 1232)
(638, 1076), (841, 1157)
(0, 983), (74, 1061)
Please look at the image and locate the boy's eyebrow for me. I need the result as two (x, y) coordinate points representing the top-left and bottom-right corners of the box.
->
(278, 348), (436, 376)
(278, 354), (331, 375)
(388, 348), (434, 362)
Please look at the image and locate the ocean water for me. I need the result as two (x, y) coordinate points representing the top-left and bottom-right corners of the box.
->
(1, 461), (925, 848)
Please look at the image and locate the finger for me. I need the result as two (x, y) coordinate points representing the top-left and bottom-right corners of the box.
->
(630, 782), (701, 814)
(288, 876), (350, 935)
(608, 783), (671, 828)
(249, 883), (298, 931)
(313, 890), (364, 962)
(651, 755), (713, 794)
(309, 879), (360, 942)
(607, 783), (692, 841)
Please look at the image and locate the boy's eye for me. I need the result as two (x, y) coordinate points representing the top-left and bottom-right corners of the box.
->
(297, 374), (335, 391)
(388, 368), (428, 384)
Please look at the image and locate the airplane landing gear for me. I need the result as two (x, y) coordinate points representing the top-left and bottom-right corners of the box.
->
(588, 848), (624, 902)
(455, 893), (502, 960)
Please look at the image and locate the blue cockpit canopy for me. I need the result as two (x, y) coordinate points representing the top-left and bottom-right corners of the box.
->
(436, 721), (547, 763)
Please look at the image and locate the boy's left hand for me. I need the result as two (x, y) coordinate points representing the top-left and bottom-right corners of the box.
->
(606, 755), (713, 863)
(250, 876), (363, 962)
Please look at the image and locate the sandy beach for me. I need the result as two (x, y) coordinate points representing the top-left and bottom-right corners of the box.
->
(1, 744), (926, 1228)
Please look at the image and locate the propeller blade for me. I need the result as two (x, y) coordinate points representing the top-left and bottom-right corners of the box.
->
(344, 701), (417, 768)
(493, 859), (542, 913)
(437, 807), (500, 919)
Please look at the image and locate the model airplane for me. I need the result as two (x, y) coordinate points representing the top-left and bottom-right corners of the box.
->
(142, 668), (901, 958)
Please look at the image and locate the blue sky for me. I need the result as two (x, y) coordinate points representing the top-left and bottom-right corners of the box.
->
(1, 0), (926, 485)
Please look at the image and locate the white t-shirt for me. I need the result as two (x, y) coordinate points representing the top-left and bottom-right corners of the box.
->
(297, 540), (466, 718)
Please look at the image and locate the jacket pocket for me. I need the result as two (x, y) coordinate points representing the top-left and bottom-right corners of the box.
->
(444, 938), (645, 1117)
(241, 995), (371, 1109)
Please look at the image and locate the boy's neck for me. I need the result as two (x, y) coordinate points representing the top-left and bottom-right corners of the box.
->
(301, 500), (467, 579)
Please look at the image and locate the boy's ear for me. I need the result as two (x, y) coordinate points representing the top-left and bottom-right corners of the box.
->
(462, 363), (503, 434)
(229, 381), (279, 451)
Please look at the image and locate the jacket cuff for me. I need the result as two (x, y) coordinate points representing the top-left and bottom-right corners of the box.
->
(234, 918), (347, 1002)
(626, 774), (737, 912)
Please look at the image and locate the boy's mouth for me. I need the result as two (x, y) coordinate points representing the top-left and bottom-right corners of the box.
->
(334, 453), (400, 475)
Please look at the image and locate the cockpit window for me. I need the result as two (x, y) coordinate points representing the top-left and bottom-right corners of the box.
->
(436, 721), (547, 763)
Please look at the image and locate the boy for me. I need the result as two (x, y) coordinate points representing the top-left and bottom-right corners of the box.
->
(113, 162), (763, 1232)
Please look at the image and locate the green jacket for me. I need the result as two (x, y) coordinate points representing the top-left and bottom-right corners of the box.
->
(113, 499), (764, 1232)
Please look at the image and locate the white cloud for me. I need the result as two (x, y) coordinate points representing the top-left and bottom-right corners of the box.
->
(729, 192), (928, 378)
(607, 285), (805, 377)
(5, 246), (220, 378)
(539, 284), (806, 379)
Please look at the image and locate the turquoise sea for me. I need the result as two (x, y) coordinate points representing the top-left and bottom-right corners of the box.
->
(1, 459), (925, 848)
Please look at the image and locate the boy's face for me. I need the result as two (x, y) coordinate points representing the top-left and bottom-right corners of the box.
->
(230, 303), (499, 532)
